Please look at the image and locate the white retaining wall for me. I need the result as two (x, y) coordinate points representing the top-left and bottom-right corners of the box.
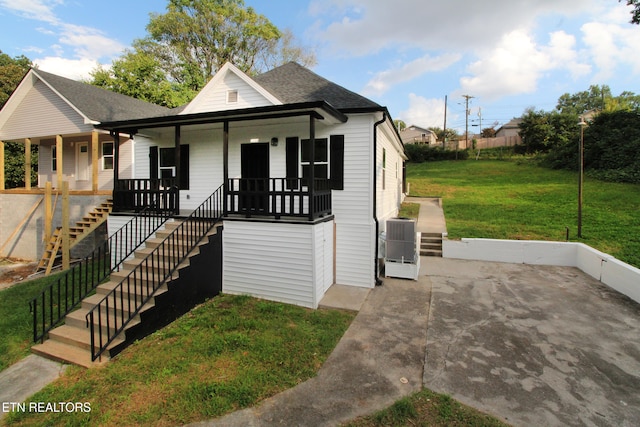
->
(443, 238), (640, 304)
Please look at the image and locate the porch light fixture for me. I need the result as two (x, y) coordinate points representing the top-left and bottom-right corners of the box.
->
(270, 137), (279, 147)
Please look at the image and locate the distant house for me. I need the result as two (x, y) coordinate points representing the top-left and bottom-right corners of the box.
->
(495, 118), (522, 138)
(400, 125), (438, 145)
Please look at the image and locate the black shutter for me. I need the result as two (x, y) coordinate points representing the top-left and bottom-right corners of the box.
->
(330, 135), (344, 190)
(286, 137), (299, 189)
(149, 146), (158, 180)
(180, 144), (189, 190)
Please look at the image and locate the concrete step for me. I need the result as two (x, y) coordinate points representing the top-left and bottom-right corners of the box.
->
(421, 249), (443, 257)
(32, 340), (107, 368)
(93, 281), (168, 302)
(47, 324), (124, 352)
(65, 306), (141, 335)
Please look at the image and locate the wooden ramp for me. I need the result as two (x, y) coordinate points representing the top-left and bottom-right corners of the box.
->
(36, 200), (113, 275)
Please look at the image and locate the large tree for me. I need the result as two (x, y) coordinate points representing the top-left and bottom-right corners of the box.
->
(91, 0), (316, 104)
(0, 50), (32, 108)
(555, 85), (612, 115)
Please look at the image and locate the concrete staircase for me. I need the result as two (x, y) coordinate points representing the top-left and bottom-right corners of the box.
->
(420, 232), (443, 257)
(32, 220), (219, 367)
(36, 200), (113, 275)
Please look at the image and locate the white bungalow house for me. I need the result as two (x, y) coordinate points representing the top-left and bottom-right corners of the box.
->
(100, 62), (407, 308)
(3, 62), (406, 365)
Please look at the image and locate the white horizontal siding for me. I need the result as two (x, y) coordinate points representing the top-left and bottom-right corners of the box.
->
(0, 80), (92, 140)
(377, 125), (405, 227)
(187, 72), (274, 114)
(335, 222), (375, 288)
(224, 220), (332, 308)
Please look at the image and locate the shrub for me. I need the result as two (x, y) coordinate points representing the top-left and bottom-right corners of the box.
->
(405, 144), (469, 162)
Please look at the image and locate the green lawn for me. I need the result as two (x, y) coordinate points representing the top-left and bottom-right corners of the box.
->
(0, 272), (66, 372)
(4, 294), (354, 426)
(407, 159), (640, 268)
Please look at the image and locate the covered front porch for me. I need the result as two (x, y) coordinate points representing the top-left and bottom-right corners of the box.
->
(104, 101), (346, 222)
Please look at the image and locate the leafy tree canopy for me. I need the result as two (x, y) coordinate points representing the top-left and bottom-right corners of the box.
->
(621, 0), (640, 24)
(0, 50), (33, 108)
(90, 0), (316, 106)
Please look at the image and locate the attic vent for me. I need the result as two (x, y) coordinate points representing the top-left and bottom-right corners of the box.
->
(227, 90), (238, 103)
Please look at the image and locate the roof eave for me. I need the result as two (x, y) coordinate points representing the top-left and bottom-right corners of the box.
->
(97, 101), (348, 133)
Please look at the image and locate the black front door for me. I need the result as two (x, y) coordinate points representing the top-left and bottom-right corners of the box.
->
(240, 143), (269, 214)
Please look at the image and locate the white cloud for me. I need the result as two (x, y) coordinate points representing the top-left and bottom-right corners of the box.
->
(312, 0), (583, 55)
(397, 93), (454, 129)
(34, 57), (102, 80)
(458, 30), (590, 100)
(0, 0), (61, 24)
(1, 1), (124, 80)
(363, 53), (461, 96)
(59, 23), (125, 60)
(581, 20), (640, 81)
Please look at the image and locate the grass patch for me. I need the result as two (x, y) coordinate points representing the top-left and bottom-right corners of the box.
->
(398, 202), (420, 220)
(344, 388), (509, 427)
(0, 270), (71, 372)
(406, 160), (640, 268)
(4, 294), (355, 426)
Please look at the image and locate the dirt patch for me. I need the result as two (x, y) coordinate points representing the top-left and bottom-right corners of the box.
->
(0, 261), (38, 290)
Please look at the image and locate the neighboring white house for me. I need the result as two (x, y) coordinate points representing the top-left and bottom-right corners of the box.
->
(400, 125), (438, 145)
(99, 62), (407, 308)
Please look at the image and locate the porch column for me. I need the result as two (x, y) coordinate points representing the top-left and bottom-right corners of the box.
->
(56, 135), (63, 188)
(0, 140), (4, 191)
(174, 126), (181, 213)
(24, 138), (31, 190)
(111, 131), (120, 183)
(91, 131), (99, 193)
(308, 114), (316, 221)
(223, 121), (229, 216)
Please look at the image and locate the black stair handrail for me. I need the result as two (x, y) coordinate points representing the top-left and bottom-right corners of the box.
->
(86, 185), (224, 361)
(29, 203), (171, 343)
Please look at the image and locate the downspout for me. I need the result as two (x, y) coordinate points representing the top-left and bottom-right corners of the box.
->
(373, 113), (386, 286)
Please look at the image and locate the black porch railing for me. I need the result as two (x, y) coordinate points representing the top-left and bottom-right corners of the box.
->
(86, 185), (224, 361)
(29, 205), (171, 343)
(113, 179), (178, 214)
(226, 178), (331, 220)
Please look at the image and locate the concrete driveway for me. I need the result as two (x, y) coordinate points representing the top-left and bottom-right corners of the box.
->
(423, 257), (640, 427)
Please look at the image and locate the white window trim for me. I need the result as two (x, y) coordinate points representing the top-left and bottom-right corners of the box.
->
(102, 141), (114, 171)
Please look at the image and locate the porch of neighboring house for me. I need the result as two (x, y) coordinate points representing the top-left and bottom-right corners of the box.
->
(0, 131), (122, 265)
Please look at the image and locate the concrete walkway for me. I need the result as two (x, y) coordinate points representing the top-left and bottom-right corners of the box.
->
(0, 355), (67, 420)
(405, 196), (447, 235)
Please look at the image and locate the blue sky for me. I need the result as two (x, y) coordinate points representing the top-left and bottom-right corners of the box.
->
(1, 0), (639, 133)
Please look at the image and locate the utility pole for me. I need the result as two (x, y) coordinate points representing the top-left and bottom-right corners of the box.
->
(462, 95), (474, 149)
(443, 95), (447, 149)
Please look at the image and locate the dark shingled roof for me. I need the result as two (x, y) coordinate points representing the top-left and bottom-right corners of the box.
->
(254, 62), (381, 111)
(34, 68), (170, 122)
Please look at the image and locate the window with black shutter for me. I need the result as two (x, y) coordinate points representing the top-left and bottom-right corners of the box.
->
(284, 135), (344, 190)
(149, 145), (189, 189)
